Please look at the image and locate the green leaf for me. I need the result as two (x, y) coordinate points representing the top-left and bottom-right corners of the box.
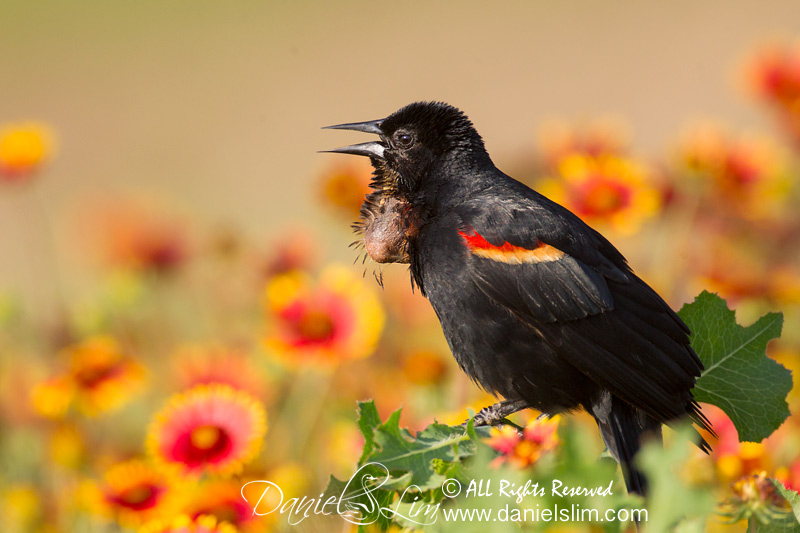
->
(354, 401), (492, 491)
(774, 480), (800, 524)
(356, 400), (385, 464)
(678, 291), (791, 442)
(367, 414), (481, 490)
(324, 402), (495, 530)
(321, 466), (396, 530)
(757, 480), (800, 532)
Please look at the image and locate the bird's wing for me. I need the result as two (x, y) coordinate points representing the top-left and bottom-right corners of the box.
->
(452, 190), (705, 425)
(452, 190), (630, 323)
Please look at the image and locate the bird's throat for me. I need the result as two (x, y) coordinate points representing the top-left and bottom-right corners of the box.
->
(353, 162), (420, 264)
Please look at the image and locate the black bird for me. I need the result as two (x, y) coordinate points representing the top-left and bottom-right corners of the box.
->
(324, 102), (711, 496)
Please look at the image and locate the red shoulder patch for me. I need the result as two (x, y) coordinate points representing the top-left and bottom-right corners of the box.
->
(458, 229), (565, 264)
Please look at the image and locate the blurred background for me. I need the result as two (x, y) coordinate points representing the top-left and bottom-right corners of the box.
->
(2, 1), (800, 532)
(1, 0), (799, 306)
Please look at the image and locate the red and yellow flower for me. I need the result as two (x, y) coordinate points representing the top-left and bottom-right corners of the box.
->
(67, 336), (146, 415)
(0, 121), (55, 181)
(77, 196), (189, 274)
(677, 124), (792, 219)
(31, 336), (145, 417)
(263, 264), (385, 366)
(538, 154), (661, 234)
(147, 384), (267, 477)
(746, 40), (800, 147)
(487, 416), (561, 468)
(86, 459), (179, 528)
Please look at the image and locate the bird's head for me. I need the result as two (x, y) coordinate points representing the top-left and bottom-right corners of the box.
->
(323, 102), (489, 274)
(324, 101), (488, 194)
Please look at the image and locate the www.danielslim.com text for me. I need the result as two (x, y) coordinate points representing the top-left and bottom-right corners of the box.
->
(441, 504), (647, 523)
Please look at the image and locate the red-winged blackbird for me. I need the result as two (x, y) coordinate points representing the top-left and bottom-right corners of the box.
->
(324, 102), (712, 496)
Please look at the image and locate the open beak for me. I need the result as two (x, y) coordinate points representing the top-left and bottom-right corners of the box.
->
(322, 118), (386, 160)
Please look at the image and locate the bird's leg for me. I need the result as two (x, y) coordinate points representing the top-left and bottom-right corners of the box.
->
(466, 399), (532, 427)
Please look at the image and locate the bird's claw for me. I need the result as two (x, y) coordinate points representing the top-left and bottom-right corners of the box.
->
(470, 406), (501, 427)
(464, 399), (531, 428)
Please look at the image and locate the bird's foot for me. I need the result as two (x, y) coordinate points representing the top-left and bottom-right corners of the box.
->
(466, 399), (531, 428)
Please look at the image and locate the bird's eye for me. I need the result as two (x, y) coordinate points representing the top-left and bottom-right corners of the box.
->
(394, 131), (414, 148)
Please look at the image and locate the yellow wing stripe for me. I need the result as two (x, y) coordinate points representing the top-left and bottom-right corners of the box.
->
(459, 229), (565, 264)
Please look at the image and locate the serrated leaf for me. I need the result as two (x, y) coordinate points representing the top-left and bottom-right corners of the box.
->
(329, 403), (501, 530)
(321, 466), (396, 530)
(775, 480), (800, 524)
(367, 417), (479, 490)
(357, 400), (385, 464)
(678, 291), (791, 442)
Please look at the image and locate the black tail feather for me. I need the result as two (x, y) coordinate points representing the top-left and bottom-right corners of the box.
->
(591, 395), (662, 497)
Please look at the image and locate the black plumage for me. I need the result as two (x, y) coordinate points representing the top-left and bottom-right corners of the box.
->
(325, 101), (712, 496)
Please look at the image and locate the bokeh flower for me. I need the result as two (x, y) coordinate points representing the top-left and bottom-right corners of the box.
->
(77, 196), (189, 274)
(327, 419), (366, 473)
(770, 348), (800, 412)
(704, 406), (771, 483)
(147, 384), (267, 477)
(318, 160), (373, 220)
(1, 484), (41, 533)
(677, 124), (793, 219)
(691, 233), (770, 304)
(139, 514), (237, 533)
(31, 375), (74, 419)
(31, 336), (145, 417)
(775, 458), (800, 492)
(236, 464), (311, 529)
(537, 117), (630, 167)
(263, 264), (385, 366)
(689, 229), (800, 306)
(746, 40), (800, 148)
(718, 472), (791, 526)
(183, 480), (260, 531)
(402, 349), (449, 386)
(538, 154), (661, 234)
(4, 34), (800, 533)
(86, 459), (179, 528)
(49, 423), (87, 469)
(0, 121), (55, 181)
(261, 231), (317, 279)
(67, 336), (146, 415)
(172, 344), (266, 399)
(748, 40), (800, 106)
(487, 416), (561, 468)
